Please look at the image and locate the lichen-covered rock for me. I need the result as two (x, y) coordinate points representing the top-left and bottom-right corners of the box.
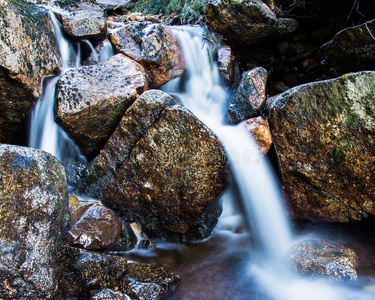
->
(265, 71), (375, 222)
(0, 144), (69, 299)
(319, 19), (375, 75)
(54, 1), (107, 40)
(0, 1), (60, 144)
(77, 90), (228, 241)
(290, 240), (358, 281)
(55, 54), (148, 159)
(58, 246), (181, 299)
(217, 45), (236, 85)
(205, 0), (298, 46)
(109, 22), (184, 87)
(227, 67), (267, 124)
(245, 116), (272, 155)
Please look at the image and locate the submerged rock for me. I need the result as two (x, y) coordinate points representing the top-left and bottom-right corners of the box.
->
(58, 246), (181, 299)
(77, 90), (228, 241)
(290, 240), (357, 281)
(205, 0), (298, 46)
(245, 116), (273, 155)
(266, 71), (375, 222)
(55, 54), (148, 159)
(54, 1), (107, 40)
(109, 22), (184, 87)
(0, 144), (69, 299)
(0, 1), (60, 144)
(319, 19), (375, 75)
(227, 67), (268, 124)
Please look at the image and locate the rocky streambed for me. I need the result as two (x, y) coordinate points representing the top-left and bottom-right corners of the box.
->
(1, 0), (375, 299)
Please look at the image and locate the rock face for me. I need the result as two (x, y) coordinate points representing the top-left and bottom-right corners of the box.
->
(0, 144), (69, 299)
(77, 90), (228, 241)
(245, 116), (272, 155)
(266, 71), (375, 222)
(55, 54), (148, 159)
(65, 202), (136, 251)
(58, 246), (181, 299)
(54, 1), (107, 40)
(319, 20), (375, 75)
(109, 22), (184, 87)
(217, 45), (236, 85)
(290, 240), (358, 281)
(227, 67), (267, 124)
(205, 0), (298, 46)
(0, 1), (60, 144)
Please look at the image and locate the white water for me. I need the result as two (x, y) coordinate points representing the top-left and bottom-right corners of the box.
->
(164, 26), (375, 300)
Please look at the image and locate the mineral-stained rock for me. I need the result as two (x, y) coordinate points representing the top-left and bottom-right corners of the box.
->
(319, 19), (375, 75)
(245, 116), (272, 155)
(55, 54), (148, 159)
(77, 90), (228, 241)
(217, 45), (236, 85)
(265, 71), (375, 222)
(0, 144), (69, 299)
(54, 1), (107, 40)
(290, 240), (358, 281)
(205, 0), (298, 46)
(227, 67), (267, 124)
(58, 246), (181, 299)
(109, 22), (184, 87)
(0, 1), (60, 144)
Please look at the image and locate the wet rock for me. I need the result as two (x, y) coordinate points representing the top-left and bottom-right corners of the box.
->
(77, 90), (228, 241)
(265, 71), (375, 222)
(109, 22), (184, 87)
(58, 246), (181, 299)
(0, 144), (69, 299)
(205, 0), (298, 46)
(54, 1), (107, 40)
(55, 54), (148, 159)
(0, 1), (60, 145)
(227, 67), (268, 124)
(245, 116), (272, 155)
(91, 289), (131, 300)
(290, 240), (357, 281)
(217, 45), (236, 85)
(319, 19), (375, 75)
(96, 0), (135, 11)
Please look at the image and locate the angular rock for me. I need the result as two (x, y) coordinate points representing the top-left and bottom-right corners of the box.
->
(109, 22), (184, 87)
(77, 90), (228, 241)
(58, 246), (181, 299)
(205, 0), (298, 46)
(0, 144), (69, 299)
(55, 54), (148, 159)
(54, 2), (107, 40)
(319, 19), (375, 75)
(227, 67), (267, 124)
(290, 240), (357, 281)
(91, 289), (131, 300)
(217, 45), (236, 85)
(0, 1), (60, 144)
(266, 71), (375, 222)
(245, 116), (272, 155)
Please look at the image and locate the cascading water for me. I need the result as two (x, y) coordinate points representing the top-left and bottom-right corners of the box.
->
(161, 26), (375, 300)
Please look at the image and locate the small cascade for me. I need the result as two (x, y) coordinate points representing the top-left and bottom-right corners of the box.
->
(29, 11), (86, 184)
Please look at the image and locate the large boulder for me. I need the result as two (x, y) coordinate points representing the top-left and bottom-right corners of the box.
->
(55, 54), (148, 159)
(290, 240), (358, 281)
(205, 0), (298, 46)
(58, 246), (181, 299)
(319, 19), (375, 75)
(53, 1), (107, 40)
(227, 67), (268, 124)
(0, 144), (69, 299)
(77, 90), (228, 241)
(265, 71), (375, 222)
(0, 0), (60, 144)
(109, 22), (184, 87)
